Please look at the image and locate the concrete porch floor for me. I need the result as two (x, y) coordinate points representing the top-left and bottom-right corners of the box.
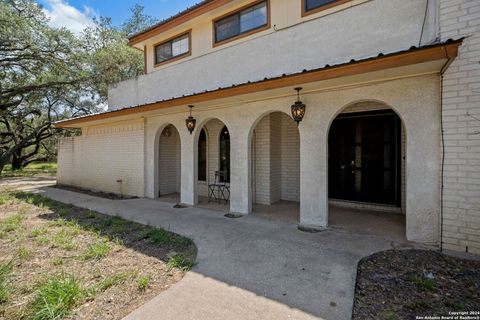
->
(160, 195), (406, 242)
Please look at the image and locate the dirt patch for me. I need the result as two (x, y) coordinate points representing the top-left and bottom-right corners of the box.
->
(0, 191), (196, 320)
(54, 184), (137, 200)
(353, 249), (480, 320)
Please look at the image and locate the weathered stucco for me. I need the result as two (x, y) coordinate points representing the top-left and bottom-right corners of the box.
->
(108, 0), (437, 110)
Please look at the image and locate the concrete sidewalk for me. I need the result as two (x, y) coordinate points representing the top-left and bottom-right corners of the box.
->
(31, 186), (412, 320)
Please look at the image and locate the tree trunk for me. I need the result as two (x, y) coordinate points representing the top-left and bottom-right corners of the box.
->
(11, 150), (22, 170)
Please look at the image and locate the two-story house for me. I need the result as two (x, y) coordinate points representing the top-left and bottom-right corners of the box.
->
(55, 0), (480, 254)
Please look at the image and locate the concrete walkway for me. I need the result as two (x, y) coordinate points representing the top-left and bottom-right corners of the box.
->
(29, 186), (414, 320)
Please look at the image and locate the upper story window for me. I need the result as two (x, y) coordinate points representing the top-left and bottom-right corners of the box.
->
(303, 0), (349, 16)
(213, 0), (269, 46)
(154, 31), (191, 66)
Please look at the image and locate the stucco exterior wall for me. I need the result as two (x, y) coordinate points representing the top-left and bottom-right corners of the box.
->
(133, 74), (440, 244)
(109, 0), (437, 110)
(57, 121), (145, 197)
(439, 0), (480, 254)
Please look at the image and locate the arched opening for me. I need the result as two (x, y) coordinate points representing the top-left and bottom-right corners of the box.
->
(250, 111), (300, 223)
(327, 101), (406, 240)
(157, 124), (181, 202)
(195, 119), (230, 210)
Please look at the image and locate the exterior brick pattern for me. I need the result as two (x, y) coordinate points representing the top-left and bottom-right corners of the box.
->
(158, 125), (181, 196)
(57, 121), (145, 197)
(252, 112), (300, 205)
(440, 0), (480, 254)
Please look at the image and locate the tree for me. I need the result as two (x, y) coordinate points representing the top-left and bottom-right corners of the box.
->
(121, 4), (158, 36)
(0, 0), (148, 174)
(0, 0), (92, 173)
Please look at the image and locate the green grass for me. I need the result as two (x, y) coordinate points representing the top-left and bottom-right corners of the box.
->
(405, 300), (431, 312)
(102, 216), (129, 235)
(17, 247), (33, 260)
(0, 193), (19, 206)
(79, 240), (111, 261)
(30, 273), (83, 320)
(0, 260), (14, 304)
(2, 162), (57, 177)
(97, 271), (137, 292)
(378, 310), (399, 320)
(137, 275), (150, 291)
(409, 273), (437, 291)
(143, 229), (193, 248)
(0, 214), (24, 233)
(167, 254), (195, 272)
(29, 227), (48, 238)
(51, 229), (77, 250)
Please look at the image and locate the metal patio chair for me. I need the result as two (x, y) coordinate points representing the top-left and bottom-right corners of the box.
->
(208, 171), (230, 204)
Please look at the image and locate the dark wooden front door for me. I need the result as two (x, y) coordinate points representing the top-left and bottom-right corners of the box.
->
(328, 110), (401, 206)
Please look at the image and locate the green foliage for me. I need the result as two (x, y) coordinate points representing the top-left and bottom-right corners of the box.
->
(137, 275), (151, 291)
(0, 260), (14, 304)
(51, 229), (77, 250)
(167, 254), (195, 272)
(0, 0), (145, 174)
(79, 240), (111, 261)
(97, 271), (137, 292)
(17, 247), (33, 260)
(405, 300), (431, 312)
(30, 273), (83, 320)
(409, 273), (436, 291)
(378, 310), (399, 320)
(2, 163), (57, 177)
(143, 229), (193, 249)
(1, 214), (24, 233)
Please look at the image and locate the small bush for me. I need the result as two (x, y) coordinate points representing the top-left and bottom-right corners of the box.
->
(167, 254), (195, 272)
(79, 240), (111, 261)
(30, 273), (83, 320)
(137, 275), (150, 291)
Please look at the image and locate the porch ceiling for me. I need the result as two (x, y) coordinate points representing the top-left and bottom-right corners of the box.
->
(55, 39), (462, 129)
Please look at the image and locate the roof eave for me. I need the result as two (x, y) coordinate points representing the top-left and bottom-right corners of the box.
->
(55, 39), (462, 129)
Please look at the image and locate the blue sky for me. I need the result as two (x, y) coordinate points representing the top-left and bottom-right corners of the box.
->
(37, 0), (200, 33)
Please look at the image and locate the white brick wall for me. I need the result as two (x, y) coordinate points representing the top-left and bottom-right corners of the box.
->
(57, 121), (145, 197)
(252, 112), (300, 205)
(440, 0), (480, 254)
(158, 125), (181, 196)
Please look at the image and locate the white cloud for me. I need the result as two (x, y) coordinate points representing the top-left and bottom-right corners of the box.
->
(42, 0), (95, 34)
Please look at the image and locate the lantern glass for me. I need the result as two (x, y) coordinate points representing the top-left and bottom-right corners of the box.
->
(186, 116), (196, 134)
(291, 101), (306, 125)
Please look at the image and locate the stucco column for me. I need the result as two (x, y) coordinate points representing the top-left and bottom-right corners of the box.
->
(229, 127), (252, 214)
(180, 131), (196, 206)
(298, 112), (328, 230)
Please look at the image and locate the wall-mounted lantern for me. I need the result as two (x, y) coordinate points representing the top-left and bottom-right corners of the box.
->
(185, 105), (196, 134)
(291, 87), (306, 125)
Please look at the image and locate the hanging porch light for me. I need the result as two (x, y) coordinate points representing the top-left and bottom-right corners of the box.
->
(185, 105), (196, 134)
(291, 87), (306, 125)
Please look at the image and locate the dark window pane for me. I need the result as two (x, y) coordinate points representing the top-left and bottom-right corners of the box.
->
(240, 2), (267, 33)
(219, 126), (230, 183)
(155, 42), (172, 64)
(305, 0), (338, 11)
(214, 1), (267, 43)
(215, 14), (240, 42)
(198, 129), (207, 181)
(155, 33), (190, 64)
